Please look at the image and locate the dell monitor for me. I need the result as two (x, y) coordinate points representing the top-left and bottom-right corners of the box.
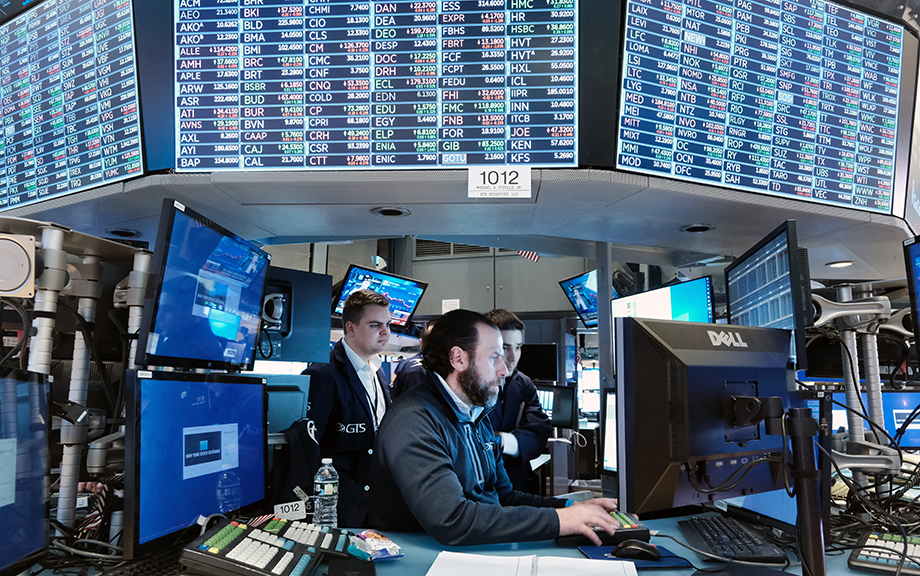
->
(124, 370), (267, 559)
(137, 199), (271, 372)
(559, 270), (617, 328)
(0, 370), (49, 574)
(725, 220), (813, 370)
(332, 265), (427, 328)
(615, 317), (793, 514)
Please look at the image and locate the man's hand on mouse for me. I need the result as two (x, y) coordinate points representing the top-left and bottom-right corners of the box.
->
(556, 498), (619, 546)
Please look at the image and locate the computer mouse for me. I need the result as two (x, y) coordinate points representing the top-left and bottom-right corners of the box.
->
(611, 539), (661, 561)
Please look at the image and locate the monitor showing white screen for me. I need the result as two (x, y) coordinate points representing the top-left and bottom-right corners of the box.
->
(602, 388), (616, 473)
(0, 0), (144, 211)
(174, 1), (578, 170)
(616, 0), (915, 215)
(611, 276), (714, 323)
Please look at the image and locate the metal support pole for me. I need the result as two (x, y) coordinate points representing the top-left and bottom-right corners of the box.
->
(837, 285), (867, 489)
(127, 251), (151, 368)
(788, 407), (827, 576)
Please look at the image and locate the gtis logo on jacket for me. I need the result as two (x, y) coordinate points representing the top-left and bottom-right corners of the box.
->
(336, 422), (367, 434)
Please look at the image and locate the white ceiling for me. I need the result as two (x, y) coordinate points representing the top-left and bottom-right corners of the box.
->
(3, 168), (913, 287)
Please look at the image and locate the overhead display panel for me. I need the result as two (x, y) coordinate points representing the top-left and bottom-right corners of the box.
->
(0, 0), (144, 211)
(174, 0), (577, 170)
(616, 0), (915, 215)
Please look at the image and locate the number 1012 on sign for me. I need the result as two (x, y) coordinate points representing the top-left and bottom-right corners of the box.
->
(468, 167), (532, 198)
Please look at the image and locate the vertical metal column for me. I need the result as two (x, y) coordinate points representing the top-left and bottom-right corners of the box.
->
(127, 251), (151, 368)
(58, 253), (103, 531)
(837, 285), (866, 489)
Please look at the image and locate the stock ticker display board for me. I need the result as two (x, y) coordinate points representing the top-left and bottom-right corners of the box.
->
(616, 0), (909, 214)
(174, 0), (578, 170)
(0, 0), (143, 211)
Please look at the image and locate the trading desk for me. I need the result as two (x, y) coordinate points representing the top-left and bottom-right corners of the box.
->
(371, 515), (854, 576)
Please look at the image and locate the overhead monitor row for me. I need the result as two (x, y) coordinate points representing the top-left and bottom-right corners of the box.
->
(2, 0), (920, 222)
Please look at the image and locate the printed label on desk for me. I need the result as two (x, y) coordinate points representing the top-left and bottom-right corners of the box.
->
(274, 499), (307, 521)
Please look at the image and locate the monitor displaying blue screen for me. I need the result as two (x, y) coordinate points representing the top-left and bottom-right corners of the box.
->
(0, 370), (48, 573)
(611, 276), (714, 323)
(903, 236), (920, 339)
(138, 199), (271, 371)
(831, 391), (920, 448)
(333, 265), (427, 327)
(124, 370), (266, 558)
(559, 269), (617, 328)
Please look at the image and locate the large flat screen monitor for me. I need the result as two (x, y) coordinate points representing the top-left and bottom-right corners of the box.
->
(137, 198), (271, 372)
(615, 317), (792, 514)
(611, 276), (714, 323)
(173, 1), (578, 170)
(0, 0), (144, 212)
(516, 343), (558, 382)
(559, 269), (615, 328)
(831, 390), (920, 449)
(615, 0), (916, 216)
(124, 370), (267, 559)
(725, 220), (813, 370)
(332, 265), (427, 328)
(903, 235), (920, 340)
(0, 370), (49, 574)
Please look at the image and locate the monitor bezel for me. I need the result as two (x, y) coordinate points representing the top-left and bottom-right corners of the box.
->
(136, 198), (271, 372)
(331, 264), (428, 328)
(724, 220), (811, 371)
(123, 369), (268, 560)
(0, 370), (50, 574)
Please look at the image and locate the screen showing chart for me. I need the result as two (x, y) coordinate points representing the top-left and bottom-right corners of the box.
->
(616, 0), (913, 214)
(0, 0), (144, 211)
(174, 0), (577, 170)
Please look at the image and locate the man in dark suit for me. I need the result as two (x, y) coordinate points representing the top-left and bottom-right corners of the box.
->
(484, 309), (552, 494)
(303, 289), (392, 526)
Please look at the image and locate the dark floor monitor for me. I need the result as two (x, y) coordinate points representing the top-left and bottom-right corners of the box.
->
(615, 317), (793, 514)
(725, 220), (813, 370)
(536, 384), (577, 429)
(0, 370), (49, 574)
(517, 343), (558, 382)
(124, 370), (267, 559)
(259, 266), (333, 364)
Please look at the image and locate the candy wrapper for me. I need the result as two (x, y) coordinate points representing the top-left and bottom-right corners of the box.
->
(347, 530), (403, 562)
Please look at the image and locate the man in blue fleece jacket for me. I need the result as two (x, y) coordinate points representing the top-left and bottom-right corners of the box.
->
(368, 309), (618, 546)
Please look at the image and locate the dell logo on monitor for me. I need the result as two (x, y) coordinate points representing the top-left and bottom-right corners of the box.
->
(707, 330), (749, 348)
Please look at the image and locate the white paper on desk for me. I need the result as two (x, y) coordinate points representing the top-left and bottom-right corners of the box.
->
(424, 551), (637, 576)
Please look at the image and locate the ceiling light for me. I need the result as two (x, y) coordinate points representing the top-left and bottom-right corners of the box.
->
(105, 228), (141, 238)
(679, 224), (713, 233)
(372, 206), (411, 217)
(826, 261), (855, 268)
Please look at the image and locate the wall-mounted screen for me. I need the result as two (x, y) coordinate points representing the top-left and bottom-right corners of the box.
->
(616, 0), (916, 215)
(174, 0), (577, 170)
(0, 0), (144, 211)
(332, 264), (427, 327)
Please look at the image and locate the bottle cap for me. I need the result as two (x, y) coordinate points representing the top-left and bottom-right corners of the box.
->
(321, 458), (333, 464)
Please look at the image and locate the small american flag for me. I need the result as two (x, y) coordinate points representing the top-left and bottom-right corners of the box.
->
(518, 250), (540, 262)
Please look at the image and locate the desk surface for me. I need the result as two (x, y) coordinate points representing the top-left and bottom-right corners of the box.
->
(371, 515), (853, 576)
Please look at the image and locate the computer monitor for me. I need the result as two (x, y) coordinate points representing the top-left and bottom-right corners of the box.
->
(903, 235), (920, 340)
(536, 384), (577, 429)
(725, 220), (814, 370)
(601, 388), (617, 475)
(264, 375), (310, 434)
(124, 370), (267, 559)
(332, 265), (428, 328)
(559, 270), (617, 328)
(517, 343), (558, 383)
(611, 276), (714, 323)
(615, 317), (793, 514)
(259, 266), (333, 364)
(830, 390), (920, 449)
(0, 370), (49, 574)
(137, 199), (271, 372)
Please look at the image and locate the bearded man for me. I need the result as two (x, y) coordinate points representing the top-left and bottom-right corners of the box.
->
(367, 309), (618, 546)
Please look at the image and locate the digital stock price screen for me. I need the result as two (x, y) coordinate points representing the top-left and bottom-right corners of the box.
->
(0, 0), (144, 211)
(174, 0), (578, 170)
(616, 0), (913, 214)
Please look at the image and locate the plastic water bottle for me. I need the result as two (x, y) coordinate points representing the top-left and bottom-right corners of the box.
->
(216, 471), (241, 514)
(313, 458), (338, 528)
